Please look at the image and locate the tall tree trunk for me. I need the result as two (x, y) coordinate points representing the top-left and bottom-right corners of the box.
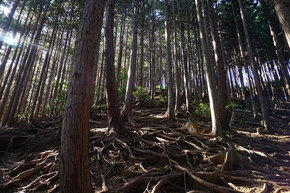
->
(195, 0), (221, 136)
(231, 1), (257, 117)
(1, 1), (49, 126)
(138, 1), (145, 87)
(41, 29), (64, 117)
(177, 0), (191, 111)
(261, 0), (290, 98)
(91, 5), (106, 106)
(121, 0), (139, 123)
(207, 0), (228, 127)
(173, 0), (181, 112)
(150, 3), (156, 99)
(116, 13), (126, 84)
(164, 0), (175, 120)
(30, 12), (60, 119)
(238, 0), (271, 130)
(104, 0), (126, 134)
(272, 0), (290, 52)
(60, 0), (106, 192)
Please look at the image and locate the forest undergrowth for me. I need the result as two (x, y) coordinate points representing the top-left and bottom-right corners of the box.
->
(0, 103), (289, 193)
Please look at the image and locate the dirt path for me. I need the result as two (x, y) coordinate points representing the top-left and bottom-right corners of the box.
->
(0, 104), (289, 192)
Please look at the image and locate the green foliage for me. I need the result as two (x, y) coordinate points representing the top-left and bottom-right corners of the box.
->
(225, 101), (238, 110)
(153, 95), (167, 107)
(191, 100), (211, 121)
(117, 69), (127, 86)
(117, 69), (128, 102)
(133, 86), (153, 107)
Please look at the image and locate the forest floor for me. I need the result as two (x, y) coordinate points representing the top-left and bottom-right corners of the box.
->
(0, 103), (289, 193)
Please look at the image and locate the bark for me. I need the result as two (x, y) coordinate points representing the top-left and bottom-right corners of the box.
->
(173, 0), (181, 112)
(91, 4), (106, 106)
(207, 0), (228, 127)
(261, 0), (290, 98)
(121, 0), (139, 123)
(138, 2), (145, 87)
(177, 0), (191, 111)
(238, 0), (271, 130)
(60, 0), (106, 192)
(104, 0), (125, 134)
(272, 0), (290, 51)
(96, 47), (105, 104)
(164, 0), (175, 120)
(150, 3), (156, 99)
(116, 13), (126, 84)
(195, 0), (221, 136)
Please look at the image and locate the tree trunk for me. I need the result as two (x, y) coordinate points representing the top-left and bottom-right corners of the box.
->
(104, 0), (126, 134)
(261, 0), (290, 98)
(138, 1), (145, 87)
(1, 1), (49, 126)
(272, 0), (290, 51)
(30, 12), (60, 119)
(238, 0), (271, 130)
(195, 0), (221, 136)
(231, 1), (257, 117)
(116, 13), (126, 84)
(60, 0), (106, 192)
(207, 0), (228, 128)
(177, 0), (191, 111)
(150, 3), (156, 99)
(173, 0), (181, 112)
(121, 0), (139, 123)
(164, 0), (175, 120)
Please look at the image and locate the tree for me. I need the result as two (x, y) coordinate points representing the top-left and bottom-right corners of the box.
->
(60, 0), (106, 192)
(121, 0), (139, 123)
(164, 0), (175, 120)
(237, 0), (271, 130)
(272, 0), (290, 51)
(195, 0), (221, 136)
(104, 0), (126, 134)
(0, 0), (21, 50)
(207, 0), (228, 127)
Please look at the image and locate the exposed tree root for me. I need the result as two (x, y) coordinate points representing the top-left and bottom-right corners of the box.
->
(1, 107), (289, 192)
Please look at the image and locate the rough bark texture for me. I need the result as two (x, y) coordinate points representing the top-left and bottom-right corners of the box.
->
(272, 0), (290, 51)
(207, 0), (228, 128)
(164, 0), (175, 120)
(60, 0), (106, 192)
(261, 0), (290, 98)
(104, 0), (125, 134)
(121, 0), (139, 123)
(195, 0), (221, 135)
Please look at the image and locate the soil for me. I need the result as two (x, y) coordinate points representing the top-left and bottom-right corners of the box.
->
(0, 103), (289, 193)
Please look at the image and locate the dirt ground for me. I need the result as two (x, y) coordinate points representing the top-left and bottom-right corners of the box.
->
(0, 103), (289, 193)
